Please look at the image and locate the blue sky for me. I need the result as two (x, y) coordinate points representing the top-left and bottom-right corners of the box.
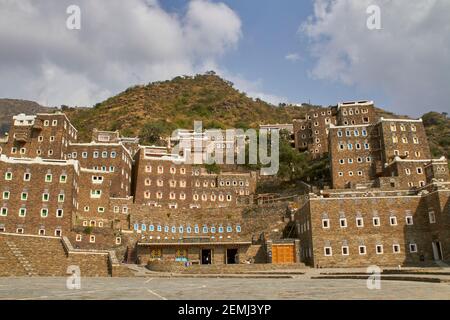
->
(160, 0), (388, 108)
(1, 0), (448, 116)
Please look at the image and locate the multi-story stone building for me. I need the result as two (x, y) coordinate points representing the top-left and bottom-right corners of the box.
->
(293, 101), (377, 159)
(133, 146), (257, 209)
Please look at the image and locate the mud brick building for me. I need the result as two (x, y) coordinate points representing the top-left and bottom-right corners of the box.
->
(1, 113), (78, 159)
(133, 146), (257, 209)
(293, 101), (377, 159)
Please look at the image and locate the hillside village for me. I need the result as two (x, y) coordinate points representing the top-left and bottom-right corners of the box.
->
(0, 74), (449, 276)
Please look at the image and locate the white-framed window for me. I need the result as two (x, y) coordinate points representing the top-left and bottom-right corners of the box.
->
(90, 190), (102, 198)
(406, 215), (414, 225)
(416, 167), (423, 174)
(21, 192), (28, 201)
(356, 217), (364, 227)
(52, 119), (58, 126)
(373, 217), (380, 226)
(409, 243), (418, 253)
(157, 166), (164, 174)
(97, 207), (105, 213)
(59, 175), (67, 183)
(45, 174), (52, 182)
(19, 208), (27, 217)
(56, 209), (64, 218)
(390, 216), (398, 226)
(339, 218), (347, 228)
(89, 235), (96, 243)
(359, 246), (367, 255)
(58, 194), (65, 202)
(93, 151), (99, 158)
(5, 172), (12, 180)
(376, 245), (384, 254)
(428, 211), (436, 224)
(76, 234), (82, 242)
(92, 176), (104, 184)
(102, 151), (108, 158)
(115, 237), (121, 245)
(322, 219), (330, 229)
(82, 152), (88, 159)
(16, 228), (24, 234)
(41, 208), (49, 217)
(341, 246), (349, 256)
(324, 247), (332, 256)
(3, 191), (10, 200)
(393, 244), (401, 254)
(23, 173), (31, 181)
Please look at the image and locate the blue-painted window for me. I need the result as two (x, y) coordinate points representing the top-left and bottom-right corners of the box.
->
(202, 226), (208, 233)
(218, 226), (224, 233)
(141, 224), (147, 231)
(236, 225), (241, 233)
(149, 224), (154, 232)
(210, 227), (216, 233)
(133, 223), (139, 231)
(226, 226), (232, 233)
(157, 225), (162, 232)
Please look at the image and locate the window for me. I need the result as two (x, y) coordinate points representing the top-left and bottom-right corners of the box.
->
(82, 152), (88, 159)
(52, 120), (58, 126)
(324, 247), (332, 256)
(409, 243), (418, 253)
(416, 167), (423, 174)
(413, 137), (419, 144)
(23, 173), (31, 181)
(102, 151), (108, 158)
(92, 176), (104, 184)
(341, 246), (349, 256)
(115, 237), (121, 245)
(93, 151), (99, 158)
(393, 244), (401, 253)
(60, 175), (67, 183)
(428, 211), (436, 224)
(76, 234), (82, 242)
(21, 192), (28, 201)
(41, 208), (49, 217)
(89, 235), (96, 243)
(45, 174), (52, 182)
(3, 191), (10, 200)
(356, 217), (364, 227)
(18, 208), (26, 217)
(373, 217), (380, 226)
(90, 190), (102, 198)
(50, 136), (55, 142)
(359, 246), (366, 255)
(16, 228), (24, 234)
(158, 166), (164, 174)
(58, 194), (65, 202)
(5, 172), (12, 180)
(406, 216), (414, 225)
(236, 225), (241, 233)
(390, 216), (398, 226)
(322, 219), (330, 229)
(405, 168), (411, 175)
(111, 151), (117, 158)
(376, 245), (384, 254)
(0, 207), (7, 216)
(339, 218), (347, 228)
(56, 209), (64, 218)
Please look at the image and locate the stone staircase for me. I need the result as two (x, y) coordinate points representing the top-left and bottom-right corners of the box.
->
(244, 244), (267, 263)
(5, 240), (37, 276)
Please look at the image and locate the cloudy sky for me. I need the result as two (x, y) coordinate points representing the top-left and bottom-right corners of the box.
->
(0, 0), (449, 116)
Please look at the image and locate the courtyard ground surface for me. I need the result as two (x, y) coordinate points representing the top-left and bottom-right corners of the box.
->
(0, 276), (449, 300)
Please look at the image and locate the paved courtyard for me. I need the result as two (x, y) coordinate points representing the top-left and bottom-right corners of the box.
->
(0, 276), (449, 300)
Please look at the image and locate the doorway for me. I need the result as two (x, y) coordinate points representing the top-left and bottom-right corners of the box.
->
(201, 249), (212, 265)
(226, 248), (238, 264)
(432, 241), (443, 260)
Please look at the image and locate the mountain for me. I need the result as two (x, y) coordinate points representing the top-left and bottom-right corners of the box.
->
(64, 74), (309, 142)
(0, 99), (57, 135)
(422, 112), (450, 160)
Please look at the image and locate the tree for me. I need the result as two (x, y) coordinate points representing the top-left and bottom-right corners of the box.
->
(139, 122), (164, 145)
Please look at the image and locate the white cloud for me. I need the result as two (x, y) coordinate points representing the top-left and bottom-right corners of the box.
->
(0, 0), (242, 107)
(300, 0), (450, 116)
(285, 53), (301, 62)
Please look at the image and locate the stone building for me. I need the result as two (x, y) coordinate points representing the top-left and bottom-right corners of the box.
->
(133, 146), (257, 209)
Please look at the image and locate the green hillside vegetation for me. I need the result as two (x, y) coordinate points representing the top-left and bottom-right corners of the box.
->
(422, 112), (450, 162)
(65, 73), (308, 143)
